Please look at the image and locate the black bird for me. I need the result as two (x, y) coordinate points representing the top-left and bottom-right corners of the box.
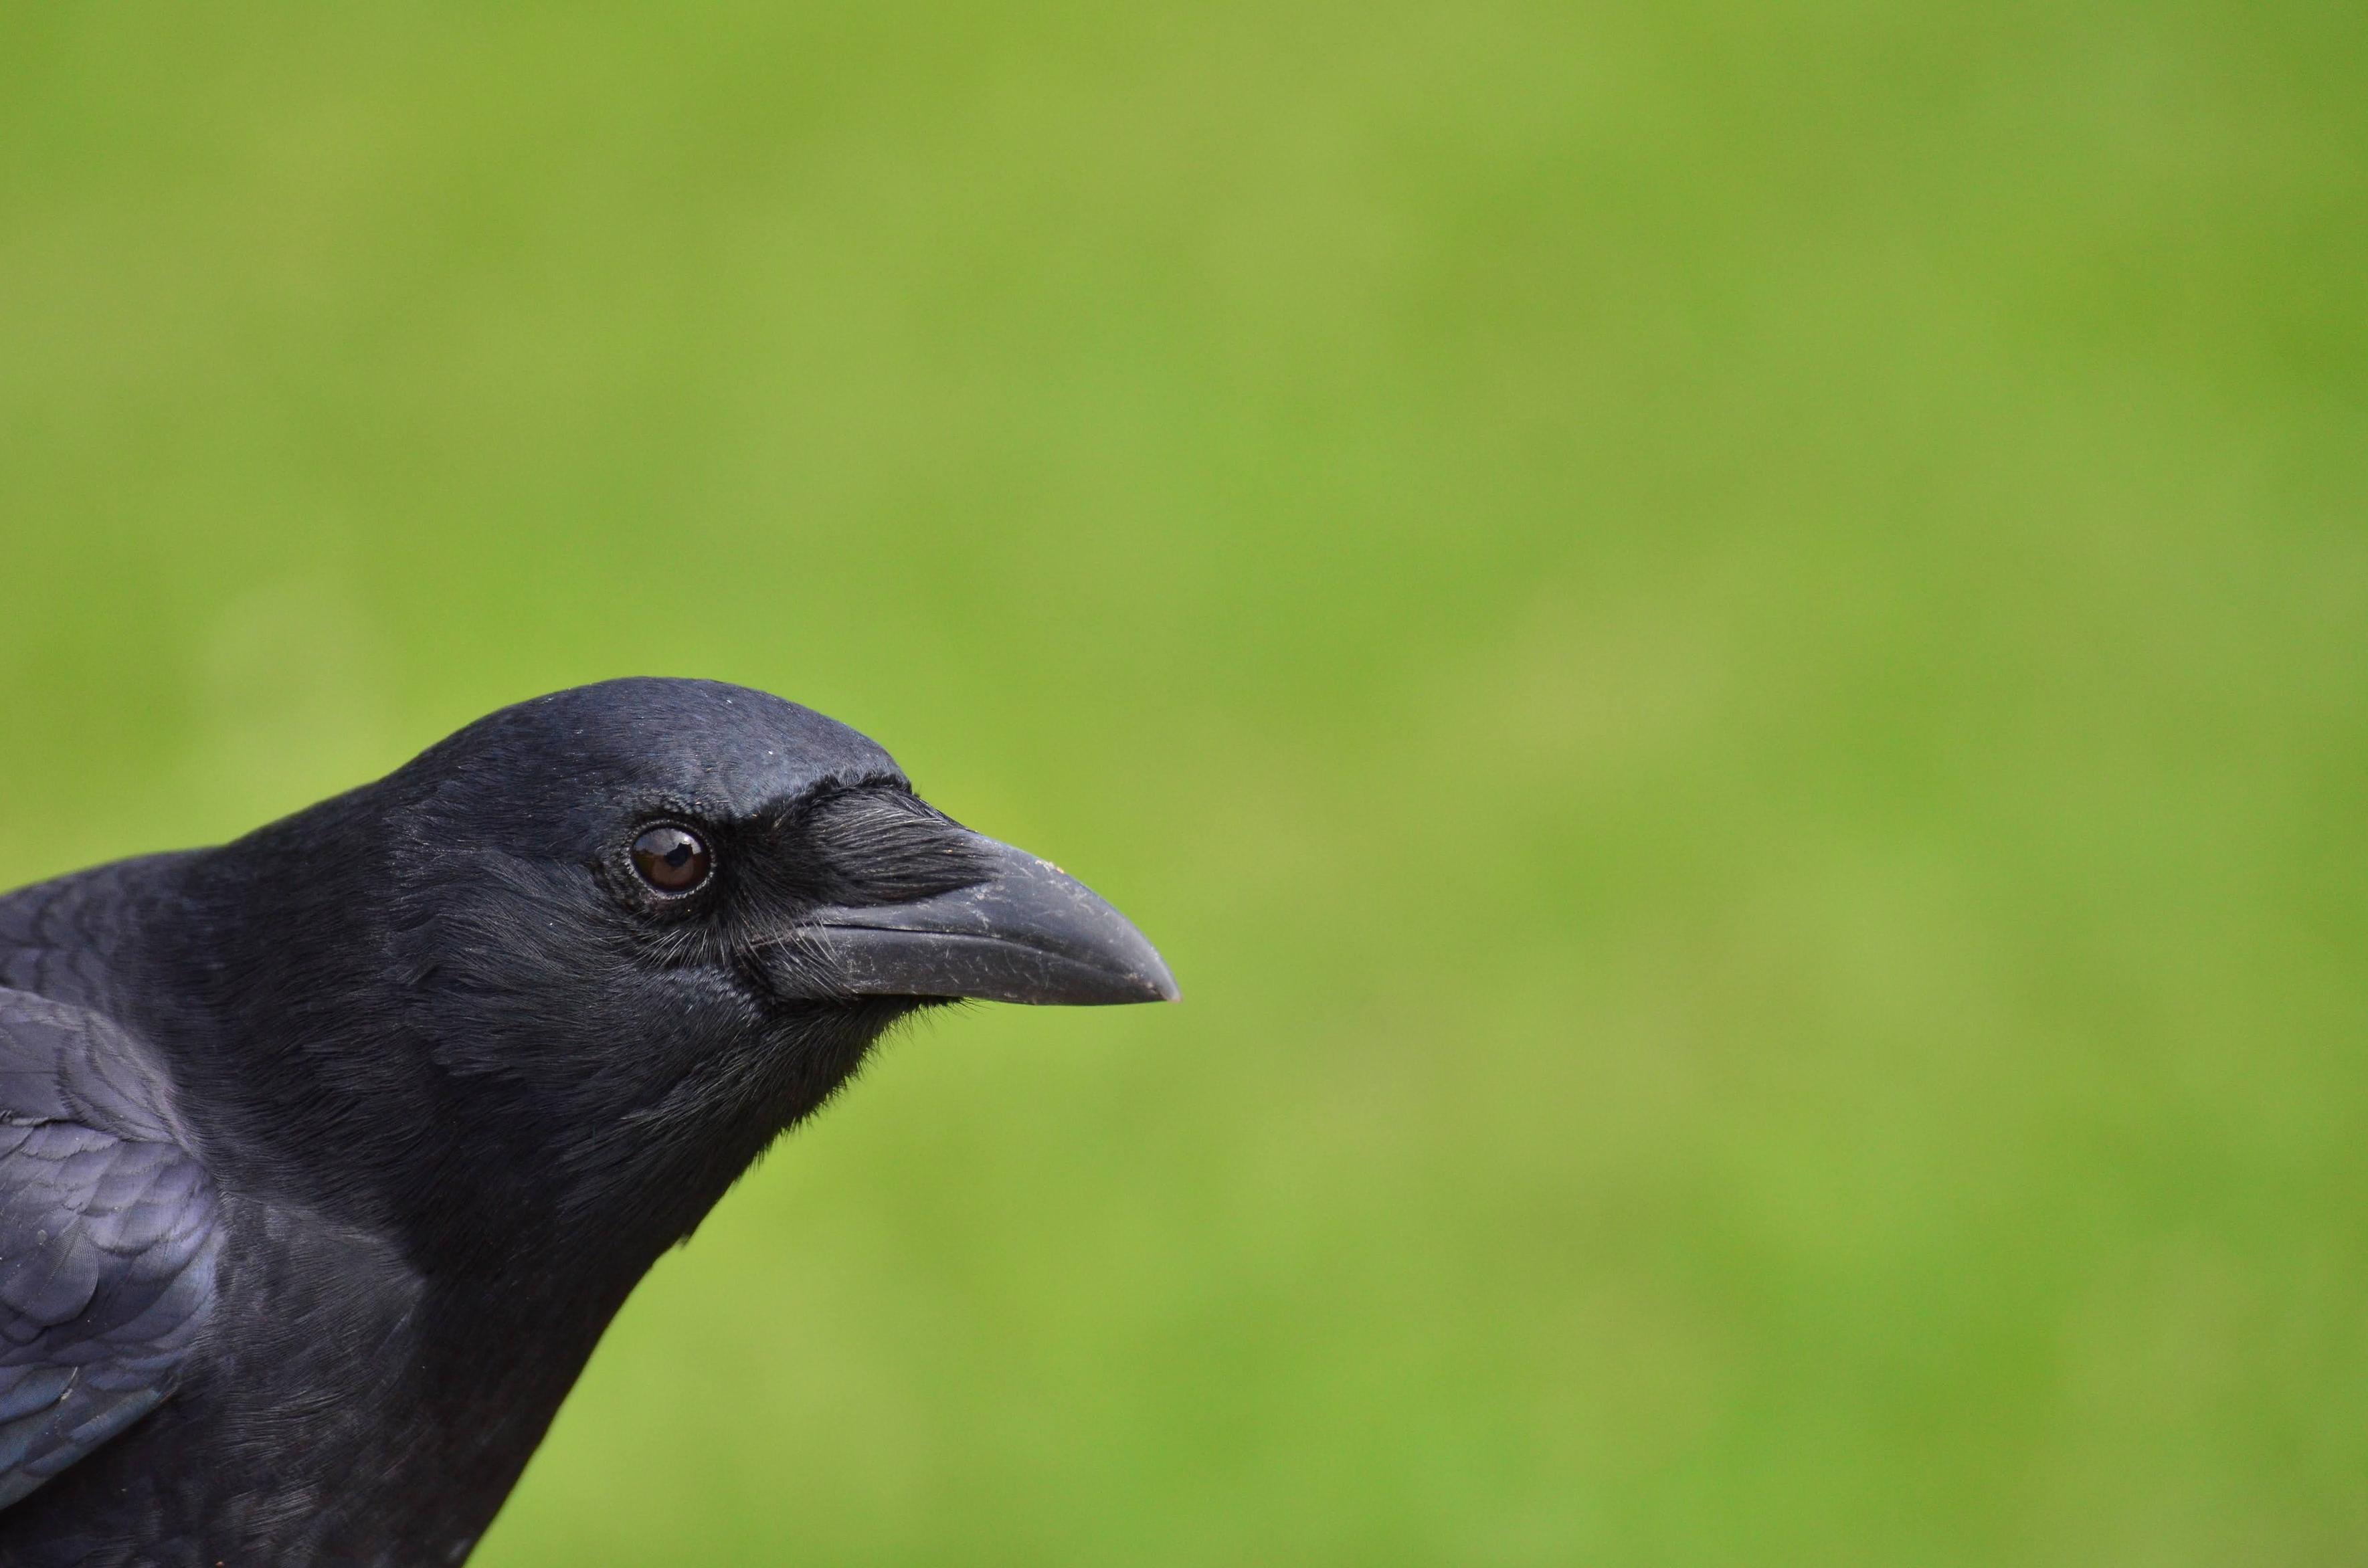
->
(0, 678), (1175, 1565)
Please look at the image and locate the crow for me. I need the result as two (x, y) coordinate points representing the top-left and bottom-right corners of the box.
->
(0, 678), (1175, 1565)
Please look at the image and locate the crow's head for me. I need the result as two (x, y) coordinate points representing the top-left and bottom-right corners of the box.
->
(181, 678), (1173, 1260)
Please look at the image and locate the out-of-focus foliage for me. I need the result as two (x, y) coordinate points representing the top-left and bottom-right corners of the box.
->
(3, 3), (2363, 1562)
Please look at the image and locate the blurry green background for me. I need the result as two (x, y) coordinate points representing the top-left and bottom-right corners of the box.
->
(3, 3), (2364, 1562)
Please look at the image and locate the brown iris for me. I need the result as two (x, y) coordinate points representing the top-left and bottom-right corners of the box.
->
(630, 824), (712, 894)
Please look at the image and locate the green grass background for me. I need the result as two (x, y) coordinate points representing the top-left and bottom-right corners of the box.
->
(3, 3), (2364, 1562)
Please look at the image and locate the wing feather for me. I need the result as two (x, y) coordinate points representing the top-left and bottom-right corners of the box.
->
(0, 989), (220, 1510)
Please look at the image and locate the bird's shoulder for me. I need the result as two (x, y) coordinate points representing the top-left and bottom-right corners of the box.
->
(0, 984), (222, 1512)
(0, 854), (190, 1014)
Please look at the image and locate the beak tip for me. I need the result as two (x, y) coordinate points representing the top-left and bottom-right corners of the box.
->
(1118, 939), (1180, 1005)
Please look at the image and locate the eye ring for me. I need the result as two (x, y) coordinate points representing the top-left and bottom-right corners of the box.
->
(630, 823), (713, 895)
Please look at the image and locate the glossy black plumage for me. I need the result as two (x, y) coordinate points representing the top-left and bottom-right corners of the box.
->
(0, 991), (219, 1510)
(0, 679), (1172, 1565)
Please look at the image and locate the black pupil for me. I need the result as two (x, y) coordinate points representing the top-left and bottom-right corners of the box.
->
(633, 826), (709, 892)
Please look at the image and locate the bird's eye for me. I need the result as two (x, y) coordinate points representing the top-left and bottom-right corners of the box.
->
(631, 824), (712, 894)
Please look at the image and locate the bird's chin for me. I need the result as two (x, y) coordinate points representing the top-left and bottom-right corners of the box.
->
(725, 989), (938, 1125)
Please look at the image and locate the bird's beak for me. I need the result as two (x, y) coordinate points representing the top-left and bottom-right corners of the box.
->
(786, 834), (1179, 1006)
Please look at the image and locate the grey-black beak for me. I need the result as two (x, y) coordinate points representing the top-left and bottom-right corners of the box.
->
(786, 834), (1178, 1006)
